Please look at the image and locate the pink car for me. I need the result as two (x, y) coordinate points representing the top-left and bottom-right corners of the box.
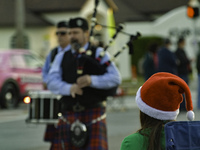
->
(0, 49), (44, 109)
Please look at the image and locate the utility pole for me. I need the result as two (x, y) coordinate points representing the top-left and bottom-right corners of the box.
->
(14, 0), (25, 48)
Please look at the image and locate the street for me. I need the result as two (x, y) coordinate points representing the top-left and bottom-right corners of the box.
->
(0, 97), (140, 150)
(0, 78), (200, 150)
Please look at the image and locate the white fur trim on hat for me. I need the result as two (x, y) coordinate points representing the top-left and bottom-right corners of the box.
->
(136, 87), (179, 120)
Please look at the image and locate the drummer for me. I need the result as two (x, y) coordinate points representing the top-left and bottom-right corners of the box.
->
(42, 20), (70, 146)
(42, 20), (71, 89)
(47, 17), (121, 149)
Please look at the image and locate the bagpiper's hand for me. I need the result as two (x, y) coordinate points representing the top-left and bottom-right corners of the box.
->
(77, 75), (91, 88)
(43, 83), (47, 90)
(70, 84), (83, 98)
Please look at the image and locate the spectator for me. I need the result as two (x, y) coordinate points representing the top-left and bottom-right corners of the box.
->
(120, 72), (194, 150)
(157, 38), (177, 74)
(175, 37), (191, 84)
(143, 42), (159, 80)
(42, 20), (71, 146)
(175, 37), (191, 111)
(196, 51), (200, 109)
(42, 21), (71, 89)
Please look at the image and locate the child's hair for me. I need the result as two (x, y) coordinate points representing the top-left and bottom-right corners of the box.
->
(138, 111), (172, 150)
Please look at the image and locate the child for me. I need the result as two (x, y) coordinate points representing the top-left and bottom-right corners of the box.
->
(120, 72), (194, 150)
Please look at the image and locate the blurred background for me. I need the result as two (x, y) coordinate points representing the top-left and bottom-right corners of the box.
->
(1, 0), (200, 149)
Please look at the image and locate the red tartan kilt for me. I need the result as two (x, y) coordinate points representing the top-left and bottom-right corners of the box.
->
(45, 107), (108, 150)
(44, 124), (57, 142)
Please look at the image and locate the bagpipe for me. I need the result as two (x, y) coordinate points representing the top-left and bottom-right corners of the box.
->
(76, 0), (141, 97)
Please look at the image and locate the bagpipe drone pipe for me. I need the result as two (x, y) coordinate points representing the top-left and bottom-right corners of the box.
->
(76, 0), (141, 98)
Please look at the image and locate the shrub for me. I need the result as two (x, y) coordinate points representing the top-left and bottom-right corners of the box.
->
(131, 36), (164, 74)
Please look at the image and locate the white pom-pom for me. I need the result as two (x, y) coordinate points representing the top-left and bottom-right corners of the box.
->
(186, 110), (195, 121)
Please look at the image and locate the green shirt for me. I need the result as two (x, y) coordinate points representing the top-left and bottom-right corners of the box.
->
(120, 128), (165, 150)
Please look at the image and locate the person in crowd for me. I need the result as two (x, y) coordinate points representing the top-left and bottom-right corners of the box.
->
(175, 37), (191, 84)
(175, 37), (192, 111)
(42, 21), (71, 89)
(196, 50), (200, 109)
(47, 17), (121, 149)
(143, 42), (159, 80)
(157, 38), (177, 74)
(120, 72), (194, 150)
(42, 21), (71, 145)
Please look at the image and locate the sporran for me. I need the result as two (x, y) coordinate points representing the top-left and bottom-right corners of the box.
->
(70, 119), (88, 148)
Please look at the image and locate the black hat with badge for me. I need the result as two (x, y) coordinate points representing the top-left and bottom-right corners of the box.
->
(57, 21), (68, 28)
(68, 17), (89, 31)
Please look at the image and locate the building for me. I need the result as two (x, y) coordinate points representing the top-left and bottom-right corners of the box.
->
(0, 0), (192, 79)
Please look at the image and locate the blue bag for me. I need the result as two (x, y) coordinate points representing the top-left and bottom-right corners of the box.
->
(164, 121), (200, 150)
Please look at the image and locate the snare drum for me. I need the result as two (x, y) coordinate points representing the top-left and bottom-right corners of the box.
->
(26, 90), (61, 124)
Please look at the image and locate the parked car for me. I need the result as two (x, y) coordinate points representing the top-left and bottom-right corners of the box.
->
(0, 49), (44, 109)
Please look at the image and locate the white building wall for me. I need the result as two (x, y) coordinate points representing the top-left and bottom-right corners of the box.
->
(0, 26), (56, 59)
(0, 28), (15, 49)
(26, 27), (57, 58)
(42, 12), (79, 25)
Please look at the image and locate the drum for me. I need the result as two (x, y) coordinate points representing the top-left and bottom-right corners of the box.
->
(26, 90), (61, 124)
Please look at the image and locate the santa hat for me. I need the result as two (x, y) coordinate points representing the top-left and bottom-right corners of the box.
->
(136, 72), (195, 121)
